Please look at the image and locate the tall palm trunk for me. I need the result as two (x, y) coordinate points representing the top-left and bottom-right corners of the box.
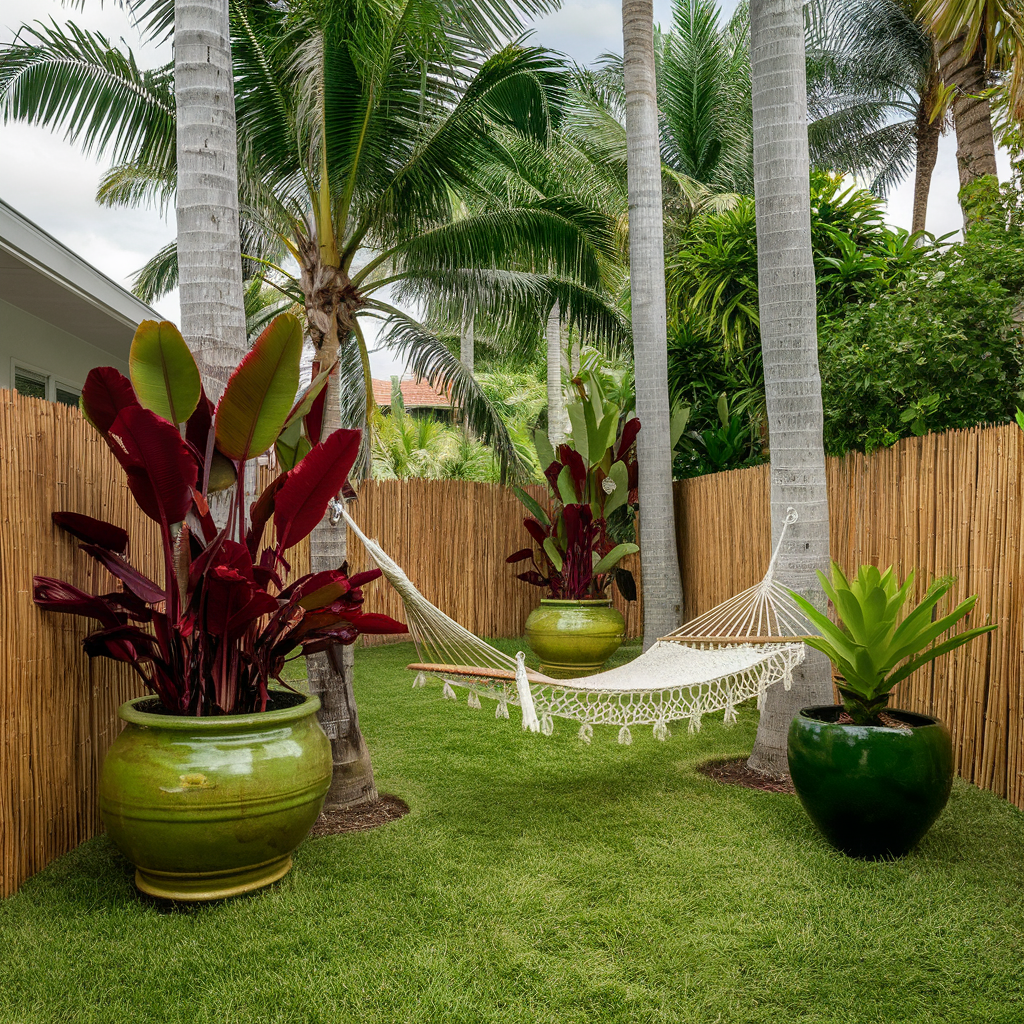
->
(746, 0), (833, 778)
(912, 92), (941, 235)
(940, 35), (998, 195)
(174, 0), (247, 395)
(621, 0), (684, 648)
(305, 368), (378, 811)
(461, 311), (475, 372)
(546, 300), (569, 446)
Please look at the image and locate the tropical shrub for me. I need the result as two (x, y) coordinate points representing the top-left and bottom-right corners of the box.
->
(33, 316), (404, 716)
(791, 564), (996, 726)
(508, 376), (640, 600)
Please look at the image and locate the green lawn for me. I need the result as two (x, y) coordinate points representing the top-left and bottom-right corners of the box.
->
(2, 639), (1023, 1024)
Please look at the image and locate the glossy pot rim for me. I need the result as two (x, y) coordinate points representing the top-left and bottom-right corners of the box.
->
(539, 598), (613, 607)
(796, 704), (943, 731)
(118, 690), (321, 731)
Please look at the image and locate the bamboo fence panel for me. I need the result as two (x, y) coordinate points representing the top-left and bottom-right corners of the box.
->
(1, 392), (159, 897)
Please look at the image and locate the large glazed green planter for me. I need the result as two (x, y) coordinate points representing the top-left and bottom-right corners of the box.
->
(524, 598), (625, 679)
(99, 692), (332, 901)
(787, 705), (954, 859)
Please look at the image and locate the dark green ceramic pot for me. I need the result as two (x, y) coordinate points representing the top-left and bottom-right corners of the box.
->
(99, 692), (331, 901)
(787, 705), (953, 859)
(524, 598), (625, 679)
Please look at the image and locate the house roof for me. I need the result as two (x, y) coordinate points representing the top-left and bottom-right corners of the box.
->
(372, 377), (452, 408)
(0, 198), (161, 359)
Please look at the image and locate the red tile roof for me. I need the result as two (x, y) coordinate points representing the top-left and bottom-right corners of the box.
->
(372, 377), (452, 408)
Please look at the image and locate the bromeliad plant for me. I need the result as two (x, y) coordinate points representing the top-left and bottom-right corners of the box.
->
(33, 315), (404, 715)
(791, 563), (997, 726)
(507, 375), (641, 601)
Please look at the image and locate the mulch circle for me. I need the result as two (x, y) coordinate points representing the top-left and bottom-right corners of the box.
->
(697, 757), (795, 795)
(308, 794), (410, 838)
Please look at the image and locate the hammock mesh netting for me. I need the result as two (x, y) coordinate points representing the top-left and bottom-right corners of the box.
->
(340, 506), (810, 744)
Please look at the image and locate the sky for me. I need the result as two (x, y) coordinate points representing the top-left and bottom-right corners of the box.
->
(0, 0), (1004, 378)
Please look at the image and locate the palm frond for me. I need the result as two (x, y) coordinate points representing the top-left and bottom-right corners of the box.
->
(0, 20), (174, 170)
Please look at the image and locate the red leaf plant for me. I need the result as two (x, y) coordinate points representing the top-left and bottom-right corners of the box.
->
(34, 315), (405, 715)
(508, 373), (641, 602)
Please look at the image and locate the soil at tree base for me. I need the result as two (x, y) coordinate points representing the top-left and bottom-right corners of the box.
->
(697, 757), (796, 795)
(308, 795), (410, 837)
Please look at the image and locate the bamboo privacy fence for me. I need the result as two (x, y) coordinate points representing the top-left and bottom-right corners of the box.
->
(2, 387), (1023, 896)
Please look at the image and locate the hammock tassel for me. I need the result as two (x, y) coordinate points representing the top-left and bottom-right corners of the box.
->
(723, 693), (738, 727)
(496, 699), (509, 720)
(442, 681), (457, 701)
(515, 652), (541, 733)
(653, 720), (671, 742)
(412, 672), (427, 689)
(578, 723), (593, 745)
(467, 691), (481, 710)
(783, 668), (793, 692)
(618, 725), (632, 746)
(688, 712), (703, 735)
(541, 713), (554, 736)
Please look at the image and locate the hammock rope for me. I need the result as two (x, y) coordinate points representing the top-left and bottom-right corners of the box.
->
(340, 505), (810, 743)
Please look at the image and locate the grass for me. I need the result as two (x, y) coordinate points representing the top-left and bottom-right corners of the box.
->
(2, 639), (1023, 1024)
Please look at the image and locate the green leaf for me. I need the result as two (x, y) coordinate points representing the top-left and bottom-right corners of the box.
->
(556, 464), (578, 504)
(670, 404), (691, 449)
(513, 486), (550, 527)
(129, 320), (201, 425)
(533, 428), (556, 471)
(594, 543), (638, 574)
(214, 314), (302, 461)
(566, 402), (590, 463)
(885, 624), (998, 688)
(282, 366), (332, 431)
(542, 536), (563, 573)
(602, 460), (630, 516)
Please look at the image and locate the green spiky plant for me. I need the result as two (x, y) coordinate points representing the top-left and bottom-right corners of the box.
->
(790, 563), (997, 725)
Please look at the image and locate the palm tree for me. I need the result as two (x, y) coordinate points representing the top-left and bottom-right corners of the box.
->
(746, 0), (834, 778)
(806, 0), (947, 234)
(621, 0), (685, 648)
(921, 0), (1010, 193)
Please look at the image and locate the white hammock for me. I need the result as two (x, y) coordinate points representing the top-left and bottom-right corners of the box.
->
(340, 505), (809, 744)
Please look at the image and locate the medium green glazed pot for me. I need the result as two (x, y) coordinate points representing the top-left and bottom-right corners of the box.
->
(787, 705), (954, 859)
(524, 598), (625, 679)
(99, 692), (332, 901)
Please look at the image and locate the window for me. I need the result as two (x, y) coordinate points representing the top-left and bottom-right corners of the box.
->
(14, 366), (47, 400)
(12, 363), (81, 406)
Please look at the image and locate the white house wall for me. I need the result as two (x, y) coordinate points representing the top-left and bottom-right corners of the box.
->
(0, 296), (129, 392)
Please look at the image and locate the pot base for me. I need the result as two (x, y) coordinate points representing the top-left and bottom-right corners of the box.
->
(537, 658), (612, 679)
(135, 854), (293, 901)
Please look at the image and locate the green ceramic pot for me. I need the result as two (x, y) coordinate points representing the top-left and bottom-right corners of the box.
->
(99, 692), (332, 901)
(787, 705), (954, 859)
(524, 598), (625, 679)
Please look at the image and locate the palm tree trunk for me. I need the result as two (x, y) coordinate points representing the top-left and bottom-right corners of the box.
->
(546, 300), (569, 446)
(174, 0), (247, 397)
(460, 311), (475, 372)
(304, 367), (378, 811)
(621, 0), (684, 648)
(746, 0), (833, 778)
(912, 94), (941, 236)
(940, 36), (998, 195)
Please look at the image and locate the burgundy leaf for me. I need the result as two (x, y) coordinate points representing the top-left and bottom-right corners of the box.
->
(33, 577), (124, 628)
(615, 417), (641, 461)
(246, 474), (286, 557)
(516, 571), (548, 587)
(506, 547), (534, 564)
(561, 447), (587, 499)
(543, 459), (563, 494)
(78, 544), (165, 604)
(523, 519), (548, 546)
(347, 569), (382, 588)
(52, 512), (129, 554)
(81, 367), (138, 433)
(273, 429), (361, 551)
(105, 404), (198, 525)
(305, 361), (328, 446)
